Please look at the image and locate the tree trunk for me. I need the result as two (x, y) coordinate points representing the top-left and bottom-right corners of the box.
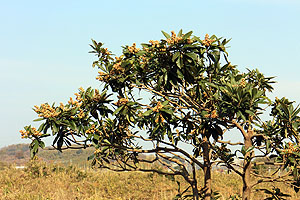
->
(242, 135), (253, 200)
(191, 182), (199, 200)
(203, 138), (212, 200)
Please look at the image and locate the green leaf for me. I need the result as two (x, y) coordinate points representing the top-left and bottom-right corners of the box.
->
(70, 121), (77, 130)
(126, 114), (133, 125)
(39, 141), (45, 149)
(178, 29), (183, 37)
(113, 105), (124, 115)
(162, 101), (169, 106)
(176, 56), (183, 69)
(33, 118), (44, 122)
(52, 123), (58, 134)
(103, 139), (111, 144)
(241, 146), (246, 155)
(245, 110), (255, 116)
(172, 52), (180, 62)
(245, 146), (254, 153)
(164, 72), (168, 83)
(186, 52), (198, 61)
(161, 30), (171, 39)
(292, 105), (300, 118)
(38, 123), (45, 132)
(143, 109), (153, 116)
(182, 31), (193, 40)
(176, 69), (184, 79)
(93, 134), (100, 141)
(71, 107), (79, 115)
(97, 64), (107, 72)
(30, 139), (39, 158)
(30, 149), (34, 158)
(161, 108), (173, 115)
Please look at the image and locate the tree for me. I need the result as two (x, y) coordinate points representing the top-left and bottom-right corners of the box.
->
(21, 30), (300, 200)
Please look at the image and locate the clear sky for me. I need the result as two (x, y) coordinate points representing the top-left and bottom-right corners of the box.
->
(1, 0), (300, 148)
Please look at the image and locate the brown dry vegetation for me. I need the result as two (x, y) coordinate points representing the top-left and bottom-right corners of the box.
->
(0, 160), (299, 200)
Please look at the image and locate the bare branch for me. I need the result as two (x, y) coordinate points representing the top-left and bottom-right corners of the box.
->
(230, 119), (247, 139)
(217, 139), (244, 146)
(45, 144), (92, 151)
(251, 168), (293, 188)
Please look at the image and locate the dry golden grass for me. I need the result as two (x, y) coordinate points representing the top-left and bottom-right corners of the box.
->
(0, 161), (299, 200)
(0, 161), (179, 200)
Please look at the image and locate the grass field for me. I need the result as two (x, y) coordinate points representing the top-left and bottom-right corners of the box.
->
(0, 160), (299, 200)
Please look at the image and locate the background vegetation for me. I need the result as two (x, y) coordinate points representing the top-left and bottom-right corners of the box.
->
(0, 144), (93, 167)
(0, 144), (298, 200)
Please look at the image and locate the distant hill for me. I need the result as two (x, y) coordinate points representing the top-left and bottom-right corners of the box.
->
(0, 143), (94, 167)
(0, 143), (31, 165)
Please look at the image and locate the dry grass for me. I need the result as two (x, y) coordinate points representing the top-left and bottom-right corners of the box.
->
(0, 161), (178, 200)
(0, 161), (299, 200)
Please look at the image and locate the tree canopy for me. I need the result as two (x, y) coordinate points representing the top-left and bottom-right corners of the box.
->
(21, 30), (300, 200)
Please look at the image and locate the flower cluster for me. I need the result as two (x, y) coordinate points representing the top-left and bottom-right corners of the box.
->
(102, 48), (111, 56)
(96, 71), (110, 81)
(128, 43), (140, 54)
(79, 87), (84, 92)
(204, 109), (218, 118)
(85, 124), (101, 134)
(176, 129), (180, 136)
(152, 101), (164, 112)
(139, 55), (149, 65)
(166, 31), (183, 45)
(20, 127), (42, 138)
(68, 97), (82, 108)
(211, 110), (218, 118)
(74, 93), (83, 102)
(78, 108), (85, 119)
(155, 113), (165, 123)
(239, 78), (246, 88)
(34, 104), (61, 119)
(283, 142), (299, 154)
(93, 89), (102, 101)
(110, 57), (125, 75)
(115, 98), (129, 106)
(149, 40), (160, 48)
(59, 102), (66, 111)
(202, 34), (215, 47)
(112, 62), (122, 71)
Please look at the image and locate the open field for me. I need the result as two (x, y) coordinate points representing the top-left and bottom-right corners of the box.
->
(0, 160), (299, 200)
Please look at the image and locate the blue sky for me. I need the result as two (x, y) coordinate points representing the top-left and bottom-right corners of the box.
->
(1, 0), (300, 148)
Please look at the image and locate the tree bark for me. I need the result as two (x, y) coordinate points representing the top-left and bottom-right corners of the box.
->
(202, 137), (212, 200)
(191, 162), (200, 200)
(242, 135), (253, 200)
(191, 182), (199, 200)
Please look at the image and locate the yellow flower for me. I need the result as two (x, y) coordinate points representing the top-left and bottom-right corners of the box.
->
(96, 71), (109, 81)
(115, 98), (129, 106)
(128, 43), (140, 53)
(155, 113), (165, 123)
(34, 105), (40, 112)
(149, 40), (160, 47)
(79, 87), (84, 92)
(211, 110), (218, 118)
(240, 78), (246, 88)
(202, 34), (215, 47)
(152, 101), (163, 112)
(166, 31), (183, 45)
(78, 109), (85, 119)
